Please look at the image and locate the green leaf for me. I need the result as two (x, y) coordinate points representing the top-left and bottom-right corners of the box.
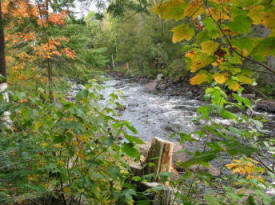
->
(228, 15), (252, 33)
(183, 151), (218, 168)
(132, 176), (141, 182)
(123, 121), (138, 134)
(197, 30), (210, 43)
(179, 133), (194, 143)
(246, 195), (257, 205)
(205, 193), (221, 205)
(220, 110), (238, 120)
(224, 141), (257, 156)
(125, 135), (144, 144)
(122, 143), (140, 158)
(203, 18), (221, 38)
(252, 37), (275, 59)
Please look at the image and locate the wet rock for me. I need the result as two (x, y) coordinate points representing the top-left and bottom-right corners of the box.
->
(164, 125), (176, 132)
(157, 82), (167, 90)
(145, 74), (163, 91)
(242, 93), (256, 100)
(256, 100), (275, 113)
(128, 102), (139, 107)
(145, 81), (158, 91)
(138, 141), (151, 156)
(189, 164), (221, 177)
(173, 105), (197, 112)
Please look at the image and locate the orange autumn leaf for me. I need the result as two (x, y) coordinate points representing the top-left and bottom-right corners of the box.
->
(48, 11), (67, 25)
(62, 48), (75, 59)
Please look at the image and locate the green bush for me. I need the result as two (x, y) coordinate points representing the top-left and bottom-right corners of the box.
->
(0, 81), (142, 205)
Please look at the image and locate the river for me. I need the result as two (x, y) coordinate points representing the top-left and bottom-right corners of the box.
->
(100, 76), (275, 142)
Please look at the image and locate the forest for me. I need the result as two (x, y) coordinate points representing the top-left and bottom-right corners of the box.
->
(0, 0), (275, 204)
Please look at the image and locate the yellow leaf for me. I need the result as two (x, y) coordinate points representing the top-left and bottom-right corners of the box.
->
(201, 40), (219, 55)
(41, 142), (48, 148)
(183, 0), (203, 19)
(226, 80), (240, 91)
(63, 187), (71, 193)
(249, 8), (275, 31)
(190, 71), (212, 85)
(54, 143), (62, 149)
(205, 7), (230, 21)
(172, 24), (195, 43)
(152, 0), (188, 21)
(186, 51), (215, 72)
(213, 73), (228, 84)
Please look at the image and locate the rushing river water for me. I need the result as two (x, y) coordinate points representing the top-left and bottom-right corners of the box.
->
(100, 77), (275, 142)
(102, 77), (202, 141)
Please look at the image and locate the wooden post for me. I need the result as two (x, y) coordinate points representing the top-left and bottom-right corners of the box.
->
(144, 137), (173, 182)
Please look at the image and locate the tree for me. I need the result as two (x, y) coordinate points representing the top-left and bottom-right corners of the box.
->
(0, 0), (6, 83)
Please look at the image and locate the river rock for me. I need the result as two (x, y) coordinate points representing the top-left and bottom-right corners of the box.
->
(255, 100), (275, 113)
(189, 164), (221, 177)
(145, 74), (163, 91)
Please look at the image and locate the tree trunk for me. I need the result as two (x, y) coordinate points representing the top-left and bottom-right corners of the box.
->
(0, 0), (7, 83)
(144, 137), (173, 182)
(140, 182), (178, 205)
(0, 1), (11, 128)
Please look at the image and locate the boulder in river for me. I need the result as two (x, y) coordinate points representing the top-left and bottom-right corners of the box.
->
(145, 74), (163, 91)
(256, 100), (275, 113)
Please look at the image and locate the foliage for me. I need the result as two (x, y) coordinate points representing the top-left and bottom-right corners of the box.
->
(152, 0), (275, 90)
(0, 81), (143, 205)
(3, 0), (108, 93)
(151, 0), (275, 204)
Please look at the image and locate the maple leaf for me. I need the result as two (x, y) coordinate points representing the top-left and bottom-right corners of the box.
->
(186, 51), (215, 72)
(152, 0), (188, 21)
(213, 73), (228, 84)
(190, 71), (212, 85)
(226, 80), (240, 91)
(171, 24), (195, 43)
(183, 0), (203, 19)
(201, 40), (219, 55)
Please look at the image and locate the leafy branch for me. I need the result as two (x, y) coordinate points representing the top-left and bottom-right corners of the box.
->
(204, 0), (275, 75)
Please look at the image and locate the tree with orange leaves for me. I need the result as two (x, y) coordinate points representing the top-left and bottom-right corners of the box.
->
(2, 0), (76, 99)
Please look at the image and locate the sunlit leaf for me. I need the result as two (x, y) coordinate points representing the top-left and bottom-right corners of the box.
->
(152, 0), (188, 20)
(190, 71), (212, 85)
(213, 73), (228, 84)
(186, 51), (216, 72)
(201, 40), (219, 55)
(226, 80), (240, 91)
(171, 24), (195, 43)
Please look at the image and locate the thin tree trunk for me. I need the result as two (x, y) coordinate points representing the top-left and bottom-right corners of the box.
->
(45, 0), (54, 102)
(0, 0), (7, 83)
(0, 1), (11, 128)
